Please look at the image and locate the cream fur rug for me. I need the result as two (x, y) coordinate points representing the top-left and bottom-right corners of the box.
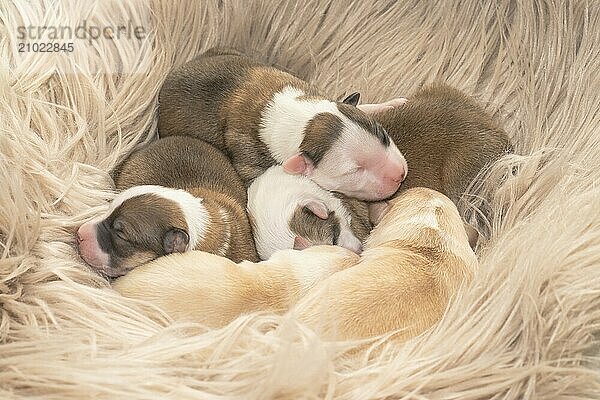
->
(1, 0), (599, 398)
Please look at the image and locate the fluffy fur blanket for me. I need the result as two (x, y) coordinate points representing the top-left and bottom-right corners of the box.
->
(0, 0), (599, 398)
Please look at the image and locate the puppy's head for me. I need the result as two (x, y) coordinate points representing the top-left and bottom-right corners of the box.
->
(282, 92), (408, 201)
(288, 200), (362, 254)
(77, 185), (208, 278)
(365, 187), (469, 250)
(248, 166), (363, 260)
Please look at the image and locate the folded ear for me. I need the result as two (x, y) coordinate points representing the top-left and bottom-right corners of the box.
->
(293, 236), (312, 250)
(357, 97), (408, 114)
(282, 153), (314, 176)
(342, 92), (360, 106)
(302, 200), (329, 220)
(163, 228), (189, 254)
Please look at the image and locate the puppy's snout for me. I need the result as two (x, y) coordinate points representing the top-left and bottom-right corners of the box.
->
(377, 157), (408, 198)
(77, 222), (94, 243)
(77, 221), (110, 269)
(386, 158), (408, 183)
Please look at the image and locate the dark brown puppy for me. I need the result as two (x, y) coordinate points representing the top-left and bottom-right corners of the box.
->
(157, 48), (408, 201)
(368, 84), (512, 241)
(77, 136), (258, 278)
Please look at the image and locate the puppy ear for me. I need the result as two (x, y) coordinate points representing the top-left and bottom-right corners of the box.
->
(163, 228), (189, 254)
(357, 97), (408, 114)
(283, 153), (314, 176)
(302, 200), (329, 220)
(368, 201), (390, 225)
(342, 92), (360, 106)
(293, 236), (312, 250)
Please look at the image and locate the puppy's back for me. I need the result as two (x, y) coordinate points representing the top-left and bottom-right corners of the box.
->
(376, 84), (511, 204)
(294, 188), (478, 342)
(114, 136), (247, 205)
(157, 52), (256, 149)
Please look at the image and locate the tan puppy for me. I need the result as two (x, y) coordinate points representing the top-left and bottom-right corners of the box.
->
(293, 187), (478, 342)
(113, 188), (476, 342)
(113, 246), (359, 327)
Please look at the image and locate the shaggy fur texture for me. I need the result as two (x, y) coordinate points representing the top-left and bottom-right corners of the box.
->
(0, 0), (599, 398)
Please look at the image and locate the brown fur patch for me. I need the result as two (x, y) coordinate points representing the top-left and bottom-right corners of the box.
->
(335, 195), (373, 241)
(299, 112), (344, 165)
(114, 136), (247, 205)
(374, 84), (511, 205)
(118, 251), (157, 274)
(110, 194), (188, 249)
(222, 65), (319, 183)
(288, 206), (341, 246)
(97, 194), (189, 276)
(189, 187), (259, 263)
(337, 103), (390, 146)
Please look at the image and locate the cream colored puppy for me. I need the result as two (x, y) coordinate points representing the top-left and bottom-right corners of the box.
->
(114, 187), (477, 342)
(113, 245), (359, 328)
(293, 187), (478, 341)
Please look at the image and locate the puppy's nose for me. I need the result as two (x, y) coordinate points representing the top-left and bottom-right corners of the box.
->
(382, 161), (407, 185)
(77, 222), (94, 243)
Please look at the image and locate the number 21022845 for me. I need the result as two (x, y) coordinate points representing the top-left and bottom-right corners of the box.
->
(18, 42), (74, 53)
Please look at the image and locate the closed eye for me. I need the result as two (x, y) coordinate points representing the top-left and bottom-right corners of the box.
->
(113, 229), (128, 241)
(111, 220), (129, 242)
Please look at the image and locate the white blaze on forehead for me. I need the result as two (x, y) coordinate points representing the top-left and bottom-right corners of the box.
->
(107, 185), (209, 251)
(258, 86), (339, 162)
(247, 166), (357, 260)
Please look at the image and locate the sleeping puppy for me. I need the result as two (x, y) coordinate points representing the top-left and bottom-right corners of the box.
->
(77, 136), (258, 279)
(158, 48), (408, 201)
(247, 165), (371, 260)
(293, 187), (478, 342)
(113, 246), (360, 327)
(362, 84), (512, 226)
(113, 187), (477, 343)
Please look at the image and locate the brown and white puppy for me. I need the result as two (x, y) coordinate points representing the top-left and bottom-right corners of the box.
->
(113, 187), (477, 343)
(247, 165), (371, 260)
(77, 136), (258, 278)
(158, 48), (408, 201)
(364, 85), (512, 232)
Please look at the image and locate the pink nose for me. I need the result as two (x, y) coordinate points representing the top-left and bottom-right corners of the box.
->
(77, 222), (109, 268)
(77, 223), (94, 243)
(386, 159), (408, 183)
(376, 158), (408, 198)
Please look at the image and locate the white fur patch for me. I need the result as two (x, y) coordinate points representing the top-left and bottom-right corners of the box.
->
(247, 166), (358, 260)
(107, 185), (209, 251)
(259, 86), (338, 162)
